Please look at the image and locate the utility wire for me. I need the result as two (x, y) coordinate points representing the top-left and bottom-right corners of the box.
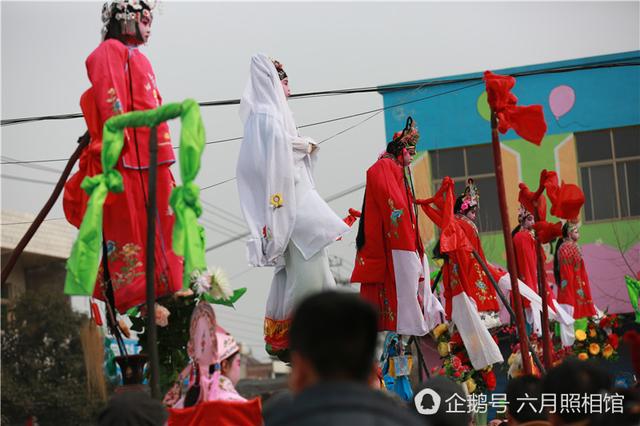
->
(2, 60), (637, 127)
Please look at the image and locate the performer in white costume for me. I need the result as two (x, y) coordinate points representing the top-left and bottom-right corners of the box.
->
(236, 54), (349, 356)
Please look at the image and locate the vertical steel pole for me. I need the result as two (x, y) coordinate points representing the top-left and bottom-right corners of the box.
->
(146, 127), (161, 399)
(490, 112), (533, 375)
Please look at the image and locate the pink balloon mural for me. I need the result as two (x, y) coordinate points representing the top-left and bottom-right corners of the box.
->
(549, 85), (575, 120)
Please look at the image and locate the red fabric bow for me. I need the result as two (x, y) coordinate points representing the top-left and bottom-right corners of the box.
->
(518, 182), (547, 222)
(533, 221), (563, 244)
(541, 170), (585, 221)
(342, 208), (361, 227)
(484, 71), (548, 145)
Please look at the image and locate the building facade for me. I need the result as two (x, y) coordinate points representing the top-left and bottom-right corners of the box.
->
(379, 51), (639, 314)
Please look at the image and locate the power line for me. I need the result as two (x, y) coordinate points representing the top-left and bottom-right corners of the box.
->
(0, 217), (66, 226)
(1, 78), (483, 167)
(1, 174), (56, 186)
(2, 60), (637, 127)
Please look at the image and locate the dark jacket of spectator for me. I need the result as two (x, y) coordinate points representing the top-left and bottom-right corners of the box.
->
(264, 381), (424, 426)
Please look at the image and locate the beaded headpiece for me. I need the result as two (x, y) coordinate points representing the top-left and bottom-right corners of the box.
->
(101, 0), (155, 40)
(271, 59), (288, 81)
(391, 116), (420, 149)
(518, 204), (533, 224)
(459, 178), (479, 212)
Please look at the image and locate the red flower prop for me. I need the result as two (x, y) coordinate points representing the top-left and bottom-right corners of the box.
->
(484, 71), (548, 145)
(450, 332), (463, 347)
(481, 370), (497, 391)
(608, 333), (619, 350)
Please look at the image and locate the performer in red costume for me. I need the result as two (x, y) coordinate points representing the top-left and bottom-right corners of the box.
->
(417, 178), (503, 369)
(512, 205), (574, 341)
(63, 0), (182, 312)
(554, 222), (598, 346)
(351, 118), (443, 337)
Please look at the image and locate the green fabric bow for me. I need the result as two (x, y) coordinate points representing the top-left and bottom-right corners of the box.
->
(65, 99), (207, 297)
(625, 275), (640, 324)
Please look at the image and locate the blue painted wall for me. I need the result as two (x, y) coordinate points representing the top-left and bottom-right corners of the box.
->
(380, 51), (640, 151)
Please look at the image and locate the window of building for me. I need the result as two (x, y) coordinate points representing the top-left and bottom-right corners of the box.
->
(429, 144), (501, 232)
(576, 125), (640, 222)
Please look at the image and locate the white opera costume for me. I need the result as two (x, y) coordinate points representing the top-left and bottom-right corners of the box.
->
(236, 54), (349, 353)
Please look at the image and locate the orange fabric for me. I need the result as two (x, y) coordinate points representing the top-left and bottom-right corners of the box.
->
(168, 398), (263, 426)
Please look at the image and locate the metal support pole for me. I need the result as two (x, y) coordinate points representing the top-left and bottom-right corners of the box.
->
(2, 132), (89, 284)
(490, 111), (533, 375)
(472, 250), (545, 374)
(146, 127), (160, 399)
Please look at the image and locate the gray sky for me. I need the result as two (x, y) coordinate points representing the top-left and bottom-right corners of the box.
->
(2, 1), (639, 359)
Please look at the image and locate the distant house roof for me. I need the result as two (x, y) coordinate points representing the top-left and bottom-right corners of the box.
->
(1, 210), (75, 259)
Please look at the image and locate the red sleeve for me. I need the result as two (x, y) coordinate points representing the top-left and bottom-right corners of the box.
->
(351, 165), (388, 284)
(513, 232), (537, 287)
(86, 40), (129, 125)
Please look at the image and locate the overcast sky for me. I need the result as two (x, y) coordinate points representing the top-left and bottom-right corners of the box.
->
(2, 1), (639, 359)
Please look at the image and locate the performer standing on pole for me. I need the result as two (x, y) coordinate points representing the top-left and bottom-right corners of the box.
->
(554, 221), (598, 347)
(63, 0), (183, 313)
(417, 178), (503, 370)
(236, 54), (350, 358)
(351, 118), (443, 338)
(512, 204), (574, 346)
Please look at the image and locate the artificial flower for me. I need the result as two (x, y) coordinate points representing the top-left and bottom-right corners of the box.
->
(589, 343), (601, 356)
(191, 269), (211, 295)
(589, 329), (597, 338)
(603, 344), (614, 359)
(578, 352), (589, 361)
(209, 267), (233, 300)
(608, 333), (619, 350)
(575, 329), (587, 342)
(270, 193), (284, 208)
(155, 304), (170, 327)
(482, 370), (497, 391)
(433, 323), (448, 339)
(464, 378), (477, 394)
(437, 342), (450, 357)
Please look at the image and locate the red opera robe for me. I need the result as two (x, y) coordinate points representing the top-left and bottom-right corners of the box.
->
(351, 156), (442, 336)
(513, 229), (541, 309)
(63, 39), (183, 312)
(417, 178), (503, 369)
(451, 214), (501, 315)
(557, 240), (597, 319)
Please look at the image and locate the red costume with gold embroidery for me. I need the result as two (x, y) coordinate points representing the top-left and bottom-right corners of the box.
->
(63, 38), (182, 312)
(351, 119), (442, 336)
(556, 239), (597, 319)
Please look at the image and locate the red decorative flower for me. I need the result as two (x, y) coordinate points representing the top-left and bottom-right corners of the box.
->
(454, 371), (461, 378)
(451, 333), (463, 347)
(439, 368), (446, 375)
(452, 356), (463, 370)
(608, 333), (619, 350)
(482, 370), (497, 391)
(599, 316), (611, 329)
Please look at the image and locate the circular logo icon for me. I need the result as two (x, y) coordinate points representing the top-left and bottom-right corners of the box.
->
(414, 387), (441, 415)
